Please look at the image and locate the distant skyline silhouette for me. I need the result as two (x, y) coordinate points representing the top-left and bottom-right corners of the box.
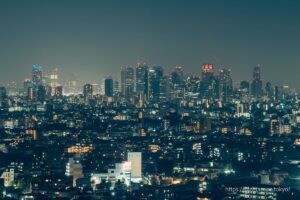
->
(0, 0), (300, 88)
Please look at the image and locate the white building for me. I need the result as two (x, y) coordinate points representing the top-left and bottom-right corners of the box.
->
(128, 152), (142, 182)
(91, 152), (142, 188)
(1, 169), (14, 187)
(91, 161), (131, 187)
(65, 158), (83, 187)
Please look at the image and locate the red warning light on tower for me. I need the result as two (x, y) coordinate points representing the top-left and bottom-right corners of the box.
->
(202, 64), (213, 73)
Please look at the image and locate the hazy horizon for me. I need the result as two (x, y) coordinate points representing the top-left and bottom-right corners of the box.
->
(0, 0), (300, 88)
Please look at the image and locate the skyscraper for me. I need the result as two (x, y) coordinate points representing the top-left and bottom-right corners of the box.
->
(251, 65), (263, 98)
(218, 68), (233, 102)
(0, 87), (6, 100)
(32, 65), (43, 87)
(37, 85), (46, 102)
(104, 76), (114, 97)
(265, 82), (274, 99)
(135, 63), (148, 97)
(50, 68), (58, 95)
(200, 64), (217, 99)
(0, 87), (7, 106)
(55, 86), (63, 97)
(67, 74), (78, 95)
(171, 65), (184, 85)
(121, 66), (134, 99)
(50, 68), (58, 88)
(160, 75), (173, 101)
(83, 84), (93, 101)
(27, 87), (35, 100)
(148, 66), (163, 101)
(240, 81), (250, 94)
(23, 79), (32, 96)
(113, 81), (119, 95)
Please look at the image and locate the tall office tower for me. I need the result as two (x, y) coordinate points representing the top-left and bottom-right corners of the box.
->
(45, 85), (52, 99)
(135, 63), (149, 97)
(148, 66), (163, 101)
(83, 84), (93, 101)
(127, 152), (142, 182)
(23, 79), (32, 96)
(104, 76), (114, 97)
(50, 68), (58, 94)
(68, 74), (78, 94)
(92, 83), (100, 95)
(113, 81), (119, 94)
(121, 66), (134, 99)
(27, 87), (35, 100)
(240, 81), (250, 94)
(32, 65), (43, 87)
(200, 64), (217, 99)
(218, 68), (233, 102)
(171, 65), (184, 85)
(0, 87), (7, 106)
(50, 68), (58, 86)
(0, 87), (7, 100)
(37, 85), (46, 102)
(160, 75), (173, 101)
(55, 86), (63, 97)
(274, 86), (282, 100)
(251, 65), (263, 98)
(186, 76), (201, 95)
(265, 82), (274, 99)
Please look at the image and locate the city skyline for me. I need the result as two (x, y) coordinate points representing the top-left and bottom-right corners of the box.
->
(0, 1), (300, 199)
(1, 0), (300, 87)
(2, 63), (295, 96)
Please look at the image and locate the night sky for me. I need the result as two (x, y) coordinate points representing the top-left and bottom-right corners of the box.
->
(0, 0), (300, 87)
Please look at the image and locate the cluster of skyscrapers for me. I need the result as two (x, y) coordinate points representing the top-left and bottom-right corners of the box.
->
(100, 63), (268, 103)
(0, 63), (299, 200)
(0, 62), (292, 111)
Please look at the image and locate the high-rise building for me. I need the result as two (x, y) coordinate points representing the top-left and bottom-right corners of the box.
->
(55, 86), (63, 97)
(49, 68), (58, 95)
(0, 87), (7, 107)
(50, 68), (58, 88)
(113, 81), (119, 95)
(148, 66), (163, 101)
(265, 82), (274, 99)
(218, 68), (233, 102)
(186, 76), (201, 96)
(23, 79), (32, 96)
(83, 84), (93, 101)
(274, 85), (282, 100)
(37, 85), (46, 102)
(200, 64), (218, 99)
(32, 65), (43, 87)
(251, 65), (263, 98)
(240, 81), (250, 94)
(171, 65), (184, 85)
(127, 152), (142, 182)
(66, 74), (78, 95)
(104, 76), (114, 97)
(121, 66), (134, 99)
(135, 63), (148, 97)
(160, 75), (173, 101)
(27, 87), (35, 100)
(0, 87), (7, 100)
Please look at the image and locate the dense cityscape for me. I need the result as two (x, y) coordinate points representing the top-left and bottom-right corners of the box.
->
(0, 63), (299, 200)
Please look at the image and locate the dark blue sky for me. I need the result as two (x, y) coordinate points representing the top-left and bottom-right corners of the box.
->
(0, 0), (300, 87)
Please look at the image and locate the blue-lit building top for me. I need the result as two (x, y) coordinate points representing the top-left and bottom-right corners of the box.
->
(32, 65), (42, 71)
(32, 65), (43, 87)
